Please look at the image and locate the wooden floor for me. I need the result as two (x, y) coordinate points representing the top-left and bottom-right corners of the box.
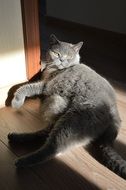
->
(0, 82), (126, 190)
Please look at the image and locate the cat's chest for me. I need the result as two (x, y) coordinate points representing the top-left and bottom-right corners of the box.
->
(43, 69), (78, 97)
(41, 69), (59, 82)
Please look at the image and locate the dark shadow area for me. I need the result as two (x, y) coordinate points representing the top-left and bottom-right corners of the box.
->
(8, 138), (43, 157)
(0, 138), (102, 190)
(85, 139), (126, 172)
(114, 140), (126, 160)
(85, 144), (104, 165)
(16, 158), (101, 190)
(8, 133), (101, 189)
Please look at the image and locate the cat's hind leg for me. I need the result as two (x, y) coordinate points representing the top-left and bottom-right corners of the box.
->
(8, 126), (52, 144)
(9, 94), (68, 144)
(15, 110), (83, 168)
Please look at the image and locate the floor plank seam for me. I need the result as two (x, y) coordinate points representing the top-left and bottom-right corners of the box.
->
(0, 138), (46, 184)
(0, 138), (20, 157)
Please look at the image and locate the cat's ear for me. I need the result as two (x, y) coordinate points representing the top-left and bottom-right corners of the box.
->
(73, 42), (83, 53)
(49, 34), (60, 45)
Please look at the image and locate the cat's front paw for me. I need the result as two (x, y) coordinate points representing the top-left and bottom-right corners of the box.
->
(11, 95), (25, 109)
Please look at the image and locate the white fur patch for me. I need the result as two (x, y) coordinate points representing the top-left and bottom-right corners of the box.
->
(57, 137), (91, 156)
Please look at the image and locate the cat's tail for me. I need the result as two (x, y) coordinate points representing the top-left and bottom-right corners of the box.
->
(96, 143), (126, 179)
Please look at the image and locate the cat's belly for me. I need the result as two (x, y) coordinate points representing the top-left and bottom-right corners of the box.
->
(40, 94), (68, 127)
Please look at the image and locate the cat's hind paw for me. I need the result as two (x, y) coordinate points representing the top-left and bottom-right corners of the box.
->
(15, 157), (30, 168)
(8, 133), (14, 141)
(8, 133), (20, 143)
(15, 159), (25, 168)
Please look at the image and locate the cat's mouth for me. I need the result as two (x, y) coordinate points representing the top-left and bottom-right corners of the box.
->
(46, 63), (59, 70)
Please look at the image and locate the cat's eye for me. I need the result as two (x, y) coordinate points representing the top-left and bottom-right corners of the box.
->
(50, 51), (59, 58)
(54, 51), (61, 57)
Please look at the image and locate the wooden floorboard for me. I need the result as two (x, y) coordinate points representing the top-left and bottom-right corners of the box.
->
(0, 84), (126, 189)
(0, 140), (49, 190)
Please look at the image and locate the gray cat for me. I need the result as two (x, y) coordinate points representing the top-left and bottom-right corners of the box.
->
(8, 34), (126, 179)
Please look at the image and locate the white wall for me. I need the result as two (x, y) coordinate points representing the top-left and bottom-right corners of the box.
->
(0, 0), (27, 107)
(0, 0), (26, 88)
(47, 0), (126, 34)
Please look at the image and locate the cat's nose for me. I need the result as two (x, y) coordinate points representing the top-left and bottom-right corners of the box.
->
(60, 58), (64, 62)
(59, 56), (65, 62)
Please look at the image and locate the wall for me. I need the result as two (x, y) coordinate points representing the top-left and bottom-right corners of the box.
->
(0, 0), (26, 88)
(0, 0), (27, 107)
(47, 0), (126, 34)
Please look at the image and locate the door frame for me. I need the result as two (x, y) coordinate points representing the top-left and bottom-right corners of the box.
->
(21, 0), (40, 79)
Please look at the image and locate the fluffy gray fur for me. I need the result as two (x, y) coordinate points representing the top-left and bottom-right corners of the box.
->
(8, 34), (126, 179)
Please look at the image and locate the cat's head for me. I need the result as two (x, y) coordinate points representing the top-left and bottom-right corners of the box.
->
(44, 34), (83, 70)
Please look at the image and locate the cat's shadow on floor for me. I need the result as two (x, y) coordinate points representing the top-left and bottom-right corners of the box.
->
(16, 158), (101, 190)
(85, 140), (126, 166)
(9, 137), (126, 190)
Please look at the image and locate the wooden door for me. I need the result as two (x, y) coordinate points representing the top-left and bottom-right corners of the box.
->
(21, 0), (41, 79)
